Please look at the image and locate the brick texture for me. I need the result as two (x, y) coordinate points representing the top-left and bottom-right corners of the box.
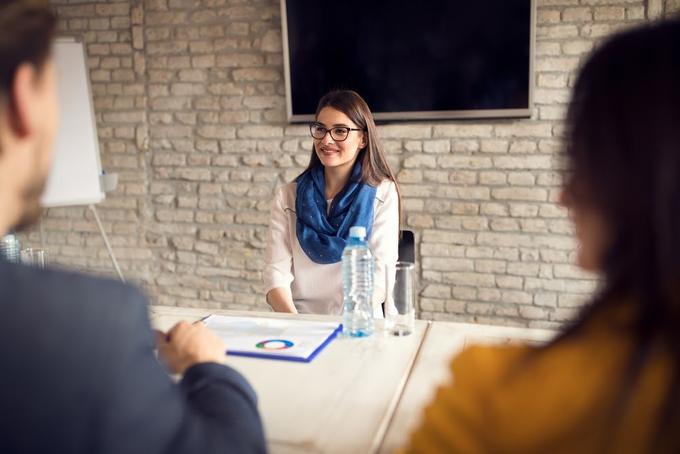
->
(33, 0), (662, 328)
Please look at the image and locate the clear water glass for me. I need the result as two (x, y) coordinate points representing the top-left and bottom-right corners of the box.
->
(20, 248), (48, 268)
(384, 261), (415, 336)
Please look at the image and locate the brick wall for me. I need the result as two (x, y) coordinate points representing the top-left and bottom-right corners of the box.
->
(36, 0), (678, 328)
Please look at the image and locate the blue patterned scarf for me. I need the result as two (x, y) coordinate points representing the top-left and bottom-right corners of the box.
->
(295, 162), (377, 264)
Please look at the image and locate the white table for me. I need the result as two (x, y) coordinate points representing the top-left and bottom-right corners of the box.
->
(151, 306), (429, 454)
(378, 321), (556, 453)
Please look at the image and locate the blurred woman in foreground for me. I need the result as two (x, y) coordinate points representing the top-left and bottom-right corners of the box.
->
(404, 18), (680, 453)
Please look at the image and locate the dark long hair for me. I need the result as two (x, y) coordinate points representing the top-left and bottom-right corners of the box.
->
(300, 90), (402, 227)
(557, 17), (680, 449)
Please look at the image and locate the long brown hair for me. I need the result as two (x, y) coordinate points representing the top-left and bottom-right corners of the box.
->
(555, 17), (680, 450)
(300, 90), (402, 227)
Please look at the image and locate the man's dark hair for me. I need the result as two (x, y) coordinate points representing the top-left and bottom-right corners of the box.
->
(0, 0), (57, 100)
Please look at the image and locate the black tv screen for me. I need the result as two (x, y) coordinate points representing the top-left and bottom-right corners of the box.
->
(281, 0), (534, 122)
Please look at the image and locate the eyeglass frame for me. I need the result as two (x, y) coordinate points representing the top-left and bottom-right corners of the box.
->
(309, 122), (365, 142)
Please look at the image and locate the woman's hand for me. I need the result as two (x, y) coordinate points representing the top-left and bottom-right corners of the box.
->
(266, 287), (298, 313)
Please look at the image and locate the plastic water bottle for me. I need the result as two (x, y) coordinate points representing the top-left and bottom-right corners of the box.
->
(342, 226), (374, 337)
(0, 231), (21, 263)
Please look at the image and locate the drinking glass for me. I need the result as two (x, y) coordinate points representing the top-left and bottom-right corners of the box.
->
(384, 261), (415, 336)
(20, 248), (48, 268)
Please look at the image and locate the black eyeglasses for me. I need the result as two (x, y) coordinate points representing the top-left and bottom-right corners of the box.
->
(309, 122), (364, 142)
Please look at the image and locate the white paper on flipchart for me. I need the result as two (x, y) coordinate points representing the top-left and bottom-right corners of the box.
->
(42, 39), (104, 208)
(203, 315), (341, 360)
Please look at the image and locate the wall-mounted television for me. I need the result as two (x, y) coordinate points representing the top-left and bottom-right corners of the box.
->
(281, 0), (535, 122)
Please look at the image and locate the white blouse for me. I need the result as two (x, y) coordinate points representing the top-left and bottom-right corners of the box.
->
(264, 179), (400, 315)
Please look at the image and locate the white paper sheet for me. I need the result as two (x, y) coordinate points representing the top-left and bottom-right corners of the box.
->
(203, 315), (342, 362)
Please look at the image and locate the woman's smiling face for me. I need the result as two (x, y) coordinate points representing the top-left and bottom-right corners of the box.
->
(313, 107), (366, 172)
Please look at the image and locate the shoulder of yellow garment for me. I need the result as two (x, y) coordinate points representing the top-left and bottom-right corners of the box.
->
(449, 344), (531, 391)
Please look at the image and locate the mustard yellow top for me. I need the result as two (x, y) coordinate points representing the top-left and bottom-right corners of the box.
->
(402, 308), (672, 453)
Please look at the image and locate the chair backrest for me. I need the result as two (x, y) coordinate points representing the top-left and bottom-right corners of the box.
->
(398, 230), (415, 264)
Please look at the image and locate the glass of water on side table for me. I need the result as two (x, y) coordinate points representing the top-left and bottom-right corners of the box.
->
(385, 261), (415, 336)
(20, 248), (48, 268)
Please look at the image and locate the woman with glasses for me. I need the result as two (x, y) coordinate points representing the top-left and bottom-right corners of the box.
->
(264, 90), (400, 314)
(402, 18), (680, 453)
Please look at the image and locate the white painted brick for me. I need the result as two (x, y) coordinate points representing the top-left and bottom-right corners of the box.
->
(626, 6), (645, 19)
(580, 23), (617, 38)
(467, 302), (496, 315)
(451, 203), (480, 215)
(404, 140), (422, 152)
(438, 156), (492, 169)
(520, 219), (549, 233)
(480, 203), (509, 216)
(421, 242), (466, 257)
(510, 203), (539, 218)
(502, 290), (533, 304)
(237, 125), (283, 138)
(594, 6), (626, 21)
(534, 292), (558, 307)
(232, 68), (281, 81)
(444, 300), (466, 313)
(562, 7), (592, 22)
(451, 140), (480, 152)
(477, 232), (533, 248)
(432, 124), (492, 137)
(424, 170), (451, 183)
(422, 230), (476, 245)
(537, 74), (569, 89)
(407, 214), (434, 228)
(534, 88), (572, 104)
(507, 171), (536, 185)
(197, 125), (236, 139)
(403, 155), (437, 169)
(537, 24), (579, 39)
(490, 218), (519, 231)
(539, 106), (567, 121)
(379, 124), (431, 139)
(558, 293), (589, 308)
(536, 42), (561, 56)
(452, 286), (477, 300)
(493, 156), (552, 170)
(474, 259), (506, 274)
(518, 305), (552, 320)
(494, 122), (552, 138)
(479, 171), (507, 185)
(397, 169), (422, 183)
(423, 140), (450, 153)
(538, 9), (561, 23)
(508, 141), (537, 154)
(562, 40), (594, 56)
(480, 139), (509, 153)
(449, 171), (477, 185)
(539, 203), (567, 218)
(442, 187), (490, 200)
(551, 307), (580, 322)
(554, 264), (597, 279)
(492, 187), (548, 202)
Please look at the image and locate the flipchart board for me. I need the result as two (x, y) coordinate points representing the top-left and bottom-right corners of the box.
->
(41, 38), (104, 208)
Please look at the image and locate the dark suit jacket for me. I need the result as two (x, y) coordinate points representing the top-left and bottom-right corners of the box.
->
(0, 260), (266, 454)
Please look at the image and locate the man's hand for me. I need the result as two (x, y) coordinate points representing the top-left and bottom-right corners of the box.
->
(156, 321), (226, 375)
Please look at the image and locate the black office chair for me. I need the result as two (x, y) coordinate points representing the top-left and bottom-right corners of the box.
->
(398, 229), (415, 264)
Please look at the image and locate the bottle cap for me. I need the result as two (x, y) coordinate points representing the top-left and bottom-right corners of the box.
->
(349, 226), (366, 240)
